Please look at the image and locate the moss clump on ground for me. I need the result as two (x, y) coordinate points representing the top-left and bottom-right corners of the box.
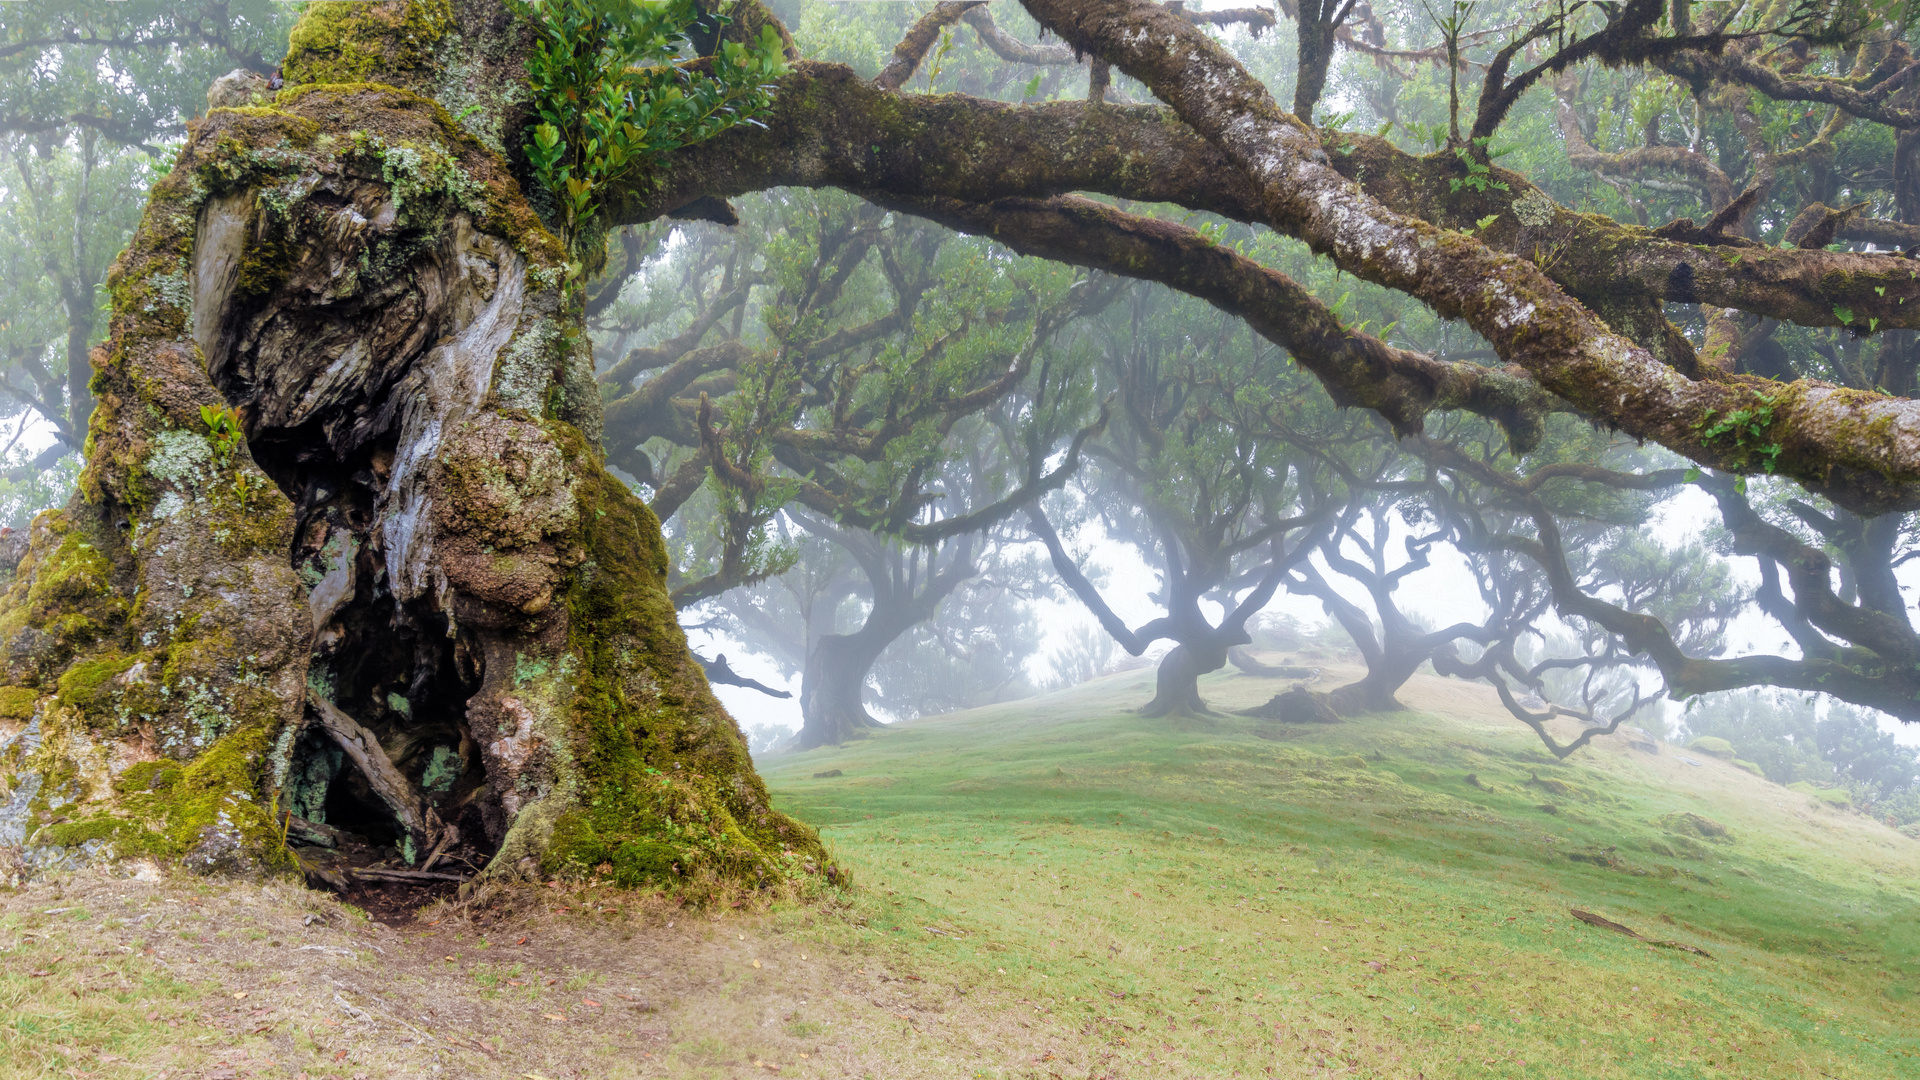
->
(37, 816), (124, 849)
(1789, 779), (1853, 807)
(1688, 735), (1737, 759)
(1656, 809), (1734, 842)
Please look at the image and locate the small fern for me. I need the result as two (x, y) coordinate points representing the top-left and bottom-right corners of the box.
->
(1693, 394), (1783, 474)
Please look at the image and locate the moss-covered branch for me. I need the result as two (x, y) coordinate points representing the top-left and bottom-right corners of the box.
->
(875, 2), (985, 92)
(1657, 40), (1920, 129)
(634, 62), (1920, 334)
(1010, 0), (1920, 514)
(868, 192), (1559, 448)
(618, 52), (1920, 510)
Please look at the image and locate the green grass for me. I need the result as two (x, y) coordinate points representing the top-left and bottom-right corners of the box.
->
(0, 909), (208, 1078)
(759, 661), (1920, 1078)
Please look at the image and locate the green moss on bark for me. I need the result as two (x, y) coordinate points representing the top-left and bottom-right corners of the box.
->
(0, 685), (39, 719)
(282, 0), (455, 90)
(54, 654), (141, 715)
(28, 719), (292, 872)
(0, 513), (130, 666)
(534, 424), (826, 890)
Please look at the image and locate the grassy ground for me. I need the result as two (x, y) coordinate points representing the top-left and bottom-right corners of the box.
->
(757, 659), (1920, 1079)
(3, 658), (1916, 1078)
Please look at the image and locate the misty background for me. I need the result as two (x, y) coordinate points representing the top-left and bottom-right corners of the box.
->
(2, 0), (1917, 832)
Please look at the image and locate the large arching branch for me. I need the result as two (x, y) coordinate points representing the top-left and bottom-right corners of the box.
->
(1026, 502), (1175, 655)
(632, 59), (1920, 512)
(1018, 0), (1920, 514)
(866, 192), (1560, 448)
(637, 63), (1920, 334)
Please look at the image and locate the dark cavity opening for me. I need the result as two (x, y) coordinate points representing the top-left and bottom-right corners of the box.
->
(244, 417), (496, 876)
(192, 188), (512, 898)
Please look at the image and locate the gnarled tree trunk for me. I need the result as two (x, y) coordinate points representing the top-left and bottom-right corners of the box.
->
(0, 0), (824, 892)
(1323, 652), (1426, 715)
(1138, 642), (1225, 718)
(795, 631), (892, 750)
(793, 531), (975, 749)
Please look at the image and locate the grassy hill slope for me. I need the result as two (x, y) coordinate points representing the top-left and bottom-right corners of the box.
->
(758, 658), (1920, 1078)
(4, 659), (1916, 1079)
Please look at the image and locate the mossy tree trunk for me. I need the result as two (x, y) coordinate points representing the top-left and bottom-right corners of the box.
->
(0, 0), (825, 891)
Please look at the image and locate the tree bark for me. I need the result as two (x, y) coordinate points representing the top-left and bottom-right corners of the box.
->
(306, 690), (438, 863)
(793, 532), (974, 749)
(1291, 1), (1345, 123)
(1324, 653), (1423, 714)
(1139, 642), (1223, 718)
(796, 631), (892, 749)
(0, 0), (825, 891)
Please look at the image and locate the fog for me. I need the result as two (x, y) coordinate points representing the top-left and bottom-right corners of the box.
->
(3, 0), (1920, 849)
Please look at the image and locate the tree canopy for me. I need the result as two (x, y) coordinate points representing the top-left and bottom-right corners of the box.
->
(577, 0), (1920, 745)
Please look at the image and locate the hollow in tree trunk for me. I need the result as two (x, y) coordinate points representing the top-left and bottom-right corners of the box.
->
(0, 2), (825, 892)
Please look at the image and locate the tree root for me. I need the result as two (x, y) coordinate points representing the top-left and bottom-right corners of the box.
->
(1570, 908), (1714, 958)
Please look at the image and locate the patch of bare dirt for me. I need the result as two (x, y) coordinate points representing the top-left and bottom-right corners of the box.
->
(1, 868), (1088, 1079)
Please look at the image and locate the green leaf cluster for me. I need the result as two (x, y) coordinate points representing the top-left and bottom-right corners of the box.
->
(1449, 140), (1510, 194)
(518, 0), (787, 263)
(199, 404), (246, 467)
(1693, 395), (1784, 475)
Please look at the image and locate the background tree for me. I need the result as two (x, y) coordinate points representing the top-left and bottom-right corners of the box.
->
(1281, 442), (1506, 716)
(862, 532), (1048, 719)
(1681, 689), (1920, 828)
(0, 1), (295, 476)
(700, 510), (1046, 735)
(564, 0), (1920, 750)
(591, 185), (1113, 746)
(1413, 420), (1748, 756)
(1031, 280), (1332, 717)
